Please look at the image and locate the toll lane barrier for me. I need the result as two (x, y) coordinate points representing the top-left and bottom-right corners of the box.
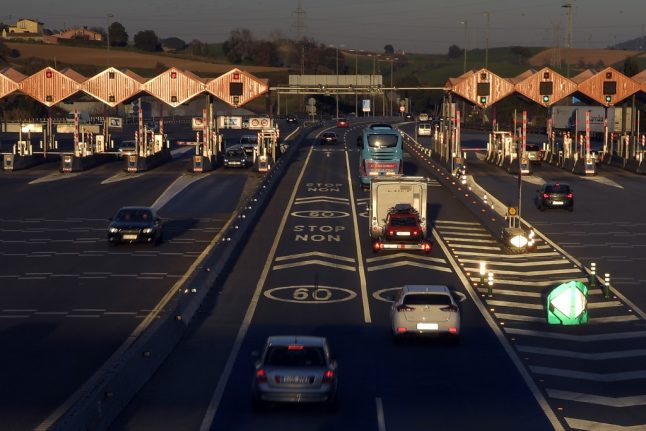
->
(44, 124), (321, 431)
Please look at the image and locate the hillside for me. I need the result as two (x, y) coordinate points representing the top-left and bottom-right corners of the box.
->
(529, 48), (643, 69)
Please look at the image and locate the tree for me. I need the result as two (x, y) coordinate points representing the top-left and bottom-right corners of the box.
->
(623, 56), (640, 77)
(188, 39), (209, 57)
(134, 30), (160, 52)
(384, 44), (394, 54)
(222, 28), (254, 63)
(108, 22), (128, 47)
(252, 41), (280, 66)
(447, 44), (463, 59)
(162, 37), (187, 52)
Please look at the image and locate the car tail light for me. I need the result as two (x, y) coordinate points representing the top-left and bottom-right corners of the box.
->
(322, 370), (334, 383)
(412, 229), (419, 236)
(372, 241), (382, 252)
(449, 327), (458, 334)
(388, 230), (395, 236)
(566, 193), (573, 199)
(441, 304), (459, 312)
(543, 193), (550, 199)
(422, 242), (432, 252)
(255, 369), (267, 382)
(396, 304), (414, 312)
(397, 327), (407, 333)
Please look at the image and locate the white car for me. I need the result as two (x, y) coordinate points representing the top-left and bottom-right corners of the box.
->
(390, 285), (460, 340)
(417, 122), (432, 136)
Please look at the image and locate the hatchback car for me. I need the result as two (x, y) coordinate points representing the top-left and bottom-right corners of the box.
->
(223, 144), (251, 168)
(239, 135), (258, 157)
(403, 112), (414, 121)
(108, 206), (163, 245)
(252, 336), (338, 407)
(286, 114), (298, 124)
(336, 118), (349, 128)
(390, 285), (460, 340)
(319, 132), (338, 145)
(525, 144), (543, 165)
(536, 182), (573, 211)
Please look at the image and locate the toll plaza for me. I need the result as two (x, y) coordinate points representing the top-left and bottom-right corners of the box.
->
(0, 66), (268, 174)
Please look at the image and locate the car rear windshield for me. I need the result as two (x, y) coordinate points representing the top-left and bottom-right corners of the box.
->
(367, 134), (398, 148)
(403, 293), (452, 306)
(265, 346), (326, 367)
(526, 145), (540, 151)
(390, 216), (417, 227)
(115, 209), (153, 222)
(545, 184), (570, 193)
(323, 133), (336, 138)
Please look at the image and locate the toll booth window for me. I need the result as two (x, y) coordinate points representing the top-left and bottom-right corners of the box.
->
(230, 82), (243, 96)
(476, 83), (490, 96)
(603, 81), (616, 95)
(367, 134), (398, 148)
(539, 81), (553, 95)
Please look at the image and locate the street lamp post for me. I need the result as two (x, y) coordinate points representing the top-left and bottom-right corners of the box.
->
(106, 13), (114, 67)
(461, 20), (468, 73)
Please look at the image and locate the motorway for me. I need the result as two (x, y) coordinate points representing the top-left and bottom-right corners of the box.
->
(3, 119), (645, 430)
(0, 123), (297, 431)
(111, 123), (559, 430)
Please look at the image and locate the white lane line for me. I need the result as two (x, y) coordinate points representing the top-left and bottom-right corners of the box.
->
(487, 300), (543, 310)
(465, 267), (581, 277)
(431, 229), (564, 431)
(293, 199), (349, 205)
(103, 312), (138, 316)
(444, 237), (499, 244)
(367, 261), (452, 273)
(438, 231), (492, 237)
(476, 277), (589, 287)
(199, 144), (316, 431)
(29, 172), (83, 185)
(101, 172), (145, 184)
(495, 313), (544, 322)
(530, 366), (646, 381)
(3, 309), (37, 312)
(376, 397), (386, 431)
(366, 253), (445, 264)
(435, 219), (482, 226)
(346, 149), (370, 324)
(455, 250), (559, 258)
(592, 315), (639, 323)
(72, 309), (107, 312)
(448, 244), (501, 251)
(505, 328), (646, 342)
(548, 389), (646, 407)
(460, 258), (573, 267)
(272, 259), (355, 272)
(517, 345), (646, 360)
(151, 173), (211, 211)
(65, 315), (101, 318)
(587, 301), (623, 309)
(480, 289), (542, 298)
(295, 196), (349, 202)
(566, 417), (645, 431)
(275, 251), (355, 263)
(33, 312), (67, 316)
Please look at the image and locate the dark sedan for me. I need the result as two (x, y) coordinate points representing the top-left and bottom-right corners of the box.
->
(536, 183), (574, 211)
(319, 132), (338, 145)
(108, 206), (164, 245)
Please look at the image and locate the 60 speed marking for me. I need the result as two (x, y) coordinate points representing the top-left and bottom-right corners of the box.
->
(264, 285), (357, 304)
(291, 210), (350, 219)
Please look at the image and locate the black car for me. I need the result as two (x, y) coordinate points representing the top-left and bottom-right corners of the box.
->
(403, 112), (413, 121)
(320, 132), (337, 145)
(536, 183), (573, 211)
(223, 144), (251, 168)
(286, 114), (298, 123)
(108, 206), (164, 245)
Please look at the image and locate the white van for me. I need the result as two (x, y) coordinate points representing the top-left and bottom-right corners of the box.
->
(418, 122), (432, 136)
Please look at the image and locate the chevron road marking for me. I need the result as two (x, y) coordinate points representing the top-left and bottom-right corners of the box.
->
(530, 366), (646, 381)
(275, 251), (355, 263)
(295, 195), (349, 202)
(587, 301), (623, 309)
(272, 259), (355, 272)
(460, 258), (572, 267)
(565, 417), (645, 431)
(591, 315), (640, 323)
(438, 231), (492, 238)
(444, 237), (500, 244)
(448, 244), (502, 251)
(367, 260), (452, 273)
(464, 266), (581, 277)
(487, 300), (543, 310)
(478, 289), (542, 298)
(436, 225), (488, 232)
(548, 390), (646, 407)
(366, 252), (446, 264)
(495, 313), (544, 322)
(505, 328), (646, 342)
(455, 250), (560, 258)
(471, 277), (589, 287)
(517, 345), (646, 360)
(435, 219), (482, 226)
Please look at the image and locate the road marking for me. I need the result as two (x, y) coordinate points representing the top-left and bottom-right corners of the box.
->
(530, 366), (646, 381)
(293, 198), (349, 205)
(587, 301), (623, 309)
(581, 176), (624, 189)
(447, 243), (501, 251)
(591, 315), (639, 323)
(376, 397), (386, 431)
(275, 251), (355, 263)
(474, 277), (589, 287)
(505, 328), (646, 341)
(487, 300), (543, 310)
(435, 219), (481, 226)
(367, 261), (452, 273)
(480, 289), (542, 298)
(431, 224), (564, 431)
(346, 149), (370, 324)
(438, 231), (491, 237)
(455, 250), (560, 258)
(199, 143), (316, 431)
(548, 389), (646, 407)
(495, 313), (544, 322)
(566, 417), (646, 431)
(151, 173), (211, 211)
(272, 259), (356, 271)
(517, 345), (646, 360)
(465, 266), (581, 277)
(460, 258), (573, 267)
(366, 253), (446, 264)
(444, 237), (499, 244)
(295, 195), (348, 202)
(29, 172), (83, 185)
(101, 172), (145, 184)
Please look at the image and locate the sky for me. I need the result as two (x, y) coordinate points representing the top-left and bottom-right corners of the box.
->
(4, 0), (645, 54)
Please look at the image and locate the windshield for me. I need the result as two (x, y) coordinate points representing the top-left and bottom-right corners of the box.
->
(240, 136), (257, 144)
(367, 134), (399, 148)
(115, 209), (153, 222)
(226, 149), (245, 157)
(265, 346), (325, 367)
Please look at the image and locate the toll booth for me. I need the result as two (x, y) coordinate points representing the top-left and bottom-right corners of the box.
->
(3, 139), (42, 171)
(59, 112), (114, 173)
(488, 131), (512, 166)
(125, 125), (172, 173)
(256, 127), (280, 173)
(192, 132), (222, 173)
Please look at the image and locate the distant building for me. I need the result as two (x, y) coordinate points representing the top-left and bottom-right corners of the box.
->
(1, 18), (44, 41)
(52, 27), (103, 42)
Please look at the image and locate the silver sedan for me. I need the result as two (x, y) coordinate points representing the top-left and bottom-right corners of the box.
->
(390, 285), (461, 340)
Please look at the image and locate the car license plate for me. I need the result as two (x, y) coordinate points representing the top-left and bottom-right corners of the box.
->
(552, 201), (564, 205)
(281, 376), (310, 384)
(417, 323), (439, 330)
(396, 232), (410, 236)
(123, 234), (138, 240)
